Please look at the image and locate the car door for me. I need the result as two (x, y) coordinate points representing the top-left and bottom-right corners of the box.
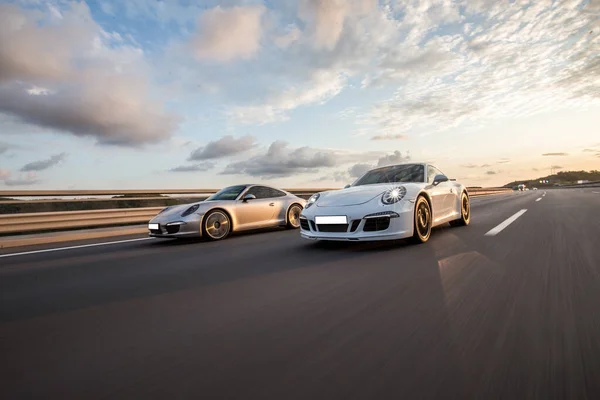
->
(264, 187), (288, 224)
(427, 165), (449, 222)
(235, 186), (277, 229)
(431, 166), (457, 220)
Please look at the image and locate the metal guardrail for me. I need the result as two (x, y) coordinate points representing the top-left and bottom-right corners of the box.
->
(556, 181), (600, 188)
(0, 207), (163, 234)
(0, 187), (513, 235)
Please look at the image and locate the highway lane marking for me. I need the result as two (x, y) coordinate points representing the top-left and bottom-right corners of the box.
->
(536, 198), (542, 202)
(593, 191), (600, 194)
(0, 237), (155, 259)
(485, 209), (528, 237)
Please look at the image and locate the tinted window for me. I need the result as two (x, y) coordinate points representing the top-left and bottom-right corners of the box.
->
(267, 188), (286, 197)
(245, 186), (273, 199)
(353, 164), (425, 186)
(205, 185), (247, 201)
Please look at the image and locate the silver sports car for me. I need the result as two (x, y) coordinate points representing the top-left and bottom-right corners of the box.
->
(299, 163), (470, 243)
(148, 184), (306, 240)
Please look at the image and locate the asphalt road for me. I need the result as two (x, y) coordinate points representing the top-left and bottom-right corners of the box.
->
(1, 189), (600, 399)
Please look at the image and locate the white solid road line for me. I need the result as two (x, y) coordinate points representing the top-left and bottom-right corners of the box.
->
(536, 198), (542, 202)
(0, 237), (154, 259)
(485, 209), (528, 237)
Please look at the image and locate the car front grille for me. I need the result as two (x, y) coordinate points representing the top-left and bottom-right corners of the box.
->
(363, 217), (391, 232)
(317, 224), (349, 233)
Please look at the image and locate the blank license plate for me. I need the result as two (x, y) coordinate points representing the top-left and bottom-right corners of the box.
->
(148, 223), (159, 230)
(315, 216), (347, 224)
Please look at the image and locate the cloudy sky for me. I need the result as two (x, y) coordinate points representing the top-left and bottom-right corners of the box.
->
(0, 0), (598, 189)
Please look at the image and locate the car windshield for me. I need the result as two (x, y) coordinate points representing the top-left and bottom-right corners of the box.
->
(353, 164), (425, 186)
(205, 185), (247, 201)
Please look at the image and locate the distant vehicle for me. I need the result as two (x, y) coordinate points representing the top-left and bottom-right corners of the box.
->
(299, 163), (470, 244)
(518, 184), (526, 191)
(148, 185), (306, 240)
(533, 187), (538, 190)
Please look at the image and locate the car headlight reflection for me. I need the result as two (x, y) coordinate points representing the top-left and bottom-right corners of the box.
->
(382, 186), (407, 205)
(305, 193), (320, 209)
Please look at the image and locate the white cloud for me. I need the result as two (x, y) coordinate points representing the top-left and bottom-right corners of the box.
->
(190, 5), (265, 63)
(189, 135), (257, 160)
(229, 69), (347, 124)
(358, 0), (600, 137)
(221, 140), (394, 179)
(274, 26), (301, 49)
(1, 170), (39, 186)
(298, 0), (378, 50)
(0, 2), (178, 146)
(169, 162), (215, 173)
(20, 152), (67, 172)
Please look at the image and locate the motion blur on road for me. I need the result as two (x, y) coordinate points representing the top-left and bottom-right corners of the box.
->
(2, 189), (600, 399)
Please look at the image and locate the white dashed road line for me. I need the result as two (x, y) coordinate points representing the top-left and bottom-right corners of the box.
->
(593, 191), (600, 194)
(0, 237), (154, 259)
(536, 198), (542, 202)
(485, 209), (528, 237)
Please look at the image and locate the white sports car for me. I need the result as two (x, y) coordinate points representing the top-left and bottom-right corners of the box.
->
(299, 163), (470, 243)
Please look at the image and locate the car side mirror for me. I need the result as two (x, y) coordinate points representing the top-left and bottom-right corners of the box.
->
(344, 184), (351, 189)
(242, 194), (256, 202)
(433, 174), (449, 185)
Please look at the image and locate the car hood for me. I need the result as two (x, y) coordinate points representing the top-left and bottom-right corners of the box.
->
(316, 183), (424, 207)
(149, 200), (228, 222)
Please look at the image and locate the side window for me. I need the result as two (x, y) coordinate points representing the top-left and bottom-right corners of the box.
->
(267, 188), (286, 198)
(245, 186), (272, 199)
(429, 166), (446, 182)
(427, 166), (437, 183)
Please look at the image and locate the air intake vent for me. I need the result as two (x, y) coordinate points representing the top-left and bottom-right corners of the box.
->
(350, 220), (361, 232)
(300, 218), (310, 230)
(166, 225), (180, 234)
(363, 217), (390, 232)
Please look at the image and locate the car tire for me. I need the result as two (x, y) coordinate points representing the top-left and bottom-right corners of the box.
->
(286, 204), (303, 229)
(202, 209), (231, 241)
(450, 191), (470, 227)
(411, 196), (432, 244)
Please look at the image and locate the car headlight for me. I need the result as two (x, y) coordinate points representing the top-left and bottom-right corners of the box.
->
(382, 186), (407, 205)
(181, 204), (200, 217)
(305, 193), (320, 209)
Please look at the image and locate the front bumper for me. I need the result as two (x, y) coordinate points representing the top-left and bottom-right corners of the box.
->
(299, 202), (414, 242)
(148, 217), (203, 239)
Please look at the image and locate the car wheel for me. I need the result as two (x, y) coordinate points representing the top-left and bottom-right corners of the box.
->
(286, 204), (303, 229)
(202, 210), (231, 241)
(450, 192), (470, 227)
(411, 196), (432, 244)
